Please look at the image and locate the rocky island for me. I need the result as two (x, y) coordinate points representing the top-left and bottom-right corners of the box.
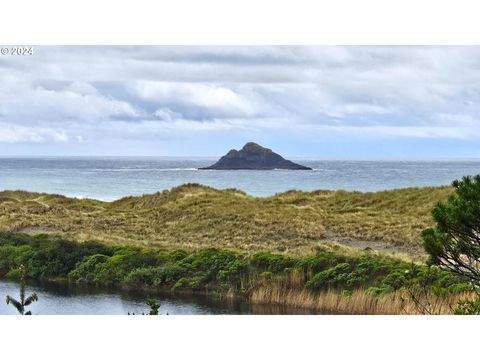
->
(199, 142), (312, 170)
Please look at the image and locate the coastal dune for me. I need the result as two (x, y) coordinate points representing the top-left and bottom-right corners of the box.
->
(0, 184), (452, 257)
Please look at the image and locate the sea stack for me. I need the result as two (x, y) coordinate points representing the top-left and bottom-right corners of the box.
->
(199, 142), (312, 170)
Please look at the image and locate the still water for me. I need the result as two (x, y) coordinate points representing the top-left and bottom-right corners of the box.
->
(0, 279), (315, 315)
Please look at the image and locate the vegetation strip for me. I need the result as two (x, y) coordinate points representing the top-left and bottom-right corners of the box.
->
(0, 232), (470, 314)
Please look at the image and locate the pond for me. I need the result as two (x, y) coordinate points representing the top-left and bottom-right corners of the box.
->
(0, 279), (318, 315)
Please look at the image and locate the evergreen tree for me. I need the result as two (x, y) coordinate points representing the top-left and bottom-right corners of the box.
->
(6, 265), (39, 315)
(423, 175), (480, 283)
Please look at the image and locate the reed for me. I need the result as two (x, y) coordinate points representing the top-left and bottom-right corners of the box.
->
(250, 285), (473, 315)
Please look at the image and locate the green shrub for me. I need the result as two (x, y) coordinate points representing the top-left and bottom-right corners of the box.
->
(380, 269), (408, 291)
(366, 286), (393, 295)
(306, 263), (351, 290)
(109, 247), (159, 270)
(251, 253), (297, 272)
(91, 261), (123, 285)
(0, 233), (113, 279)
(455, 297), (480, 315)
(297, 252), (343, 273)
(125, 267), (157, 287)
(157, 264), (189, 284)
(190, 249), (242, 281)
(68, 254), (110, 283)
(305, 259), (389, 290)
(168, 249), (189, 262)
(125, 264), (188, 287)
(0, 245), (34, 277)
(217, 259), (249, 286)
(172, 277), (190, 290)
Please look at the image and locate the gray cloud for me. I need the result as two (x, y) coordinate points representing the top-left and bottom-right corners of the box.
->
(1, 46), (480, 156)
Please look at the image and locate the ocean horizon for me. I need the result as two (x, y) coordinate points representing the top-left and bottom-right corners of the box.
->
(1, 157), (480, 201)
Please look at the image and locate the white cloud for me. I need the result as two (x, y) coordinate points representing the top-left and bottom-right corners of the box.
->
(0, 124), (68, 143)
(65, 81), (100, 96)
(0, 78), (140, 127)
(322, 103), (395, 118)
(132, 81), (257, 117)
(154, 107), (183, 121)
(310, 125), (480, 140)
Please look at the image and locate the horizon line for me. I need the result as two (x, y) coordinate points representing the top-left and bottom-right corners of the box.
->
(1, 155), (480, 161)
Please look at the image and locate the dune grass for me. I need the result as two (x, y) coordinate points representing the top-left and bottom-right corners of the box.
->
(0, 184), (453, 257)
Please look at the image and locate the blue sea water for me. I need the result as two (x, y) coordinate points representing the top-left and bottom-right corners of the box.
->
(1, 157), (480, 201)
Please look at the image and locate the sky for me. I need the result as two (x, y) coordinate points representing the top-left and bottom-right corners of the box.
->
(1, 46), (480, 158)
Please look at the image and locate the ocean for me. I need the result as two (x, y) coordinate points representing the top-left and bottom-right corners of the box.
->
(1, 157), (480, 201)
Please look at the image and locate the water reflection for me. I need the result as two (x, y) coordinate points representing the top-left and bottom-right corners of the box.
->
(0, 280), (318, 315)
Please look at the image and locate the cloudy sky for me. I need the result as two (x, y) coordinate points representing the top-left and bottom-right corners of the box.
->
(1, 46), (480, 157)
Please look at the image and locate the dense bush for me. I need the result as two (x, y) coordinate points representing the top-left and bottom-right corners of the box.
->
(68, 254), (110, 283)
(251, 253), (297, 272)
(301, 252), (407, 291)
(297, 252), (346, 273)
(0, 232), (469, 295)
(68, 247), (163, 285)
(125, 264), (188, 287)
(380, 269), (409, 291)
(0, 233), (113, 278)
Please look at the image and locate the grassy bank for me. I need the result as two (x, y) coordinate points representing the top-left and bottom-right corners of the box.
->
(0, 184), (453, 256)
(0, 233), (470, 314)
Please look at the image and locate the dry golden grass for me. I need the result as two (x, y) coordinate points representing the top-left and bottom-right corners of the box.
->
(0, 184), (453, 257)
(250, 286), (471, 315)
